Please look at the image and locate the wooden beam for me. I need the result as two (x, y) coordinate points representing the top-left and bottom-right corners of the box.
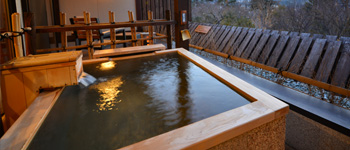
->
(35, 20), (175, 33)
(59, 12), (67, 51)
(93, 44), (166, 58)
(83, 11), (94, 59)
(148, 10), (154, 45)
(166, 10), (172, 49)
(109, 11), (116, 49)
(128, 11), (137, 46)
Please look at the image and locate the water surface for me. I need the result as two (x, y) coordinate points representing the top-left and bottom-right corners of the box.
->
(28, 53), (250, 149)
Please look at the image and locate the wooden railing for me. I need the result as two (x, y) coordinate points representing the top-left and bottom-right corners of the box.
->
(33, 10), (175, 58)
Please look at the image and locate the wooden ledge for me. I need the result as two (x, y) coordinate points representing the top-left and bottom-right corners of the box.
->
(0, 88), (64, 150)
(122, 48), (289, 150)
(93, 44), (166, 58)
(1, 51), (82, 70)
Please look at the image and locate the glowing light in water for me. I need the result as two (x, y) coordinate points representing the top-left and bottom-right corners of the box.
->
(90, 76), (123, 112)
(99, 61), (116, 71)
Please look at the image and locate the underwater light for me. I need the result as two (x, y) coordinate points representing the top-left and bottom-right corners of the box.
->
(100, 61), (116, 70)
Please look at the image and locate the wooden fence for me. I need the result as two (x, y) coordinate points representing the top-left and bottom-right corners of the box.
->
(185, 22), (350, 97)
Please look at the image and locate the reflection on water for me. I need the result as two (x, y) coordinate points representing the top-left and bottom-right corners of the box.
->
(90, 76), (123, 112)
(28, 53), (251, 150)
(97, 61), (116, 71)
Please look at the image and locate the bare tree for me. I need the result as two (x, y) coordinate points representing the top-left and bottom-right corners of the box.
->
(250, 0), (277, 29)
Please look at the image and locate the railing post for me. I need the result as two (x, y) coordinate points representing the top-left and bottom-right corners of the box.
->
(148, 10), (154, 45)
(23, 12), (36, 55)
(11, 13), (24, 57)
(59, 12), (67, 52)
(109, 11), (116, 49)
(84, 11), (94, 59)
(128, 11), (137, 47)
(174, 0), (190, 49)
(166, 10), (172, 49)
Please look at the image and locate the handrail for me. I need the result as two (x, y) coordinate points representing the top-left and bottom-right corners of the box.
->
(36, 20), (175, 33)
(31, 10), (174, 58)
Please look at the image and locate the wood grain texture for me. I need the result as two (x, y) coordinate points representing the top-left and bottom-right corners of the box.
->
(204, 25), (224, 49)
(195, 25), (212, 34)
(287, 37), (313, 74)
(257, 34), (280, 64)
(0, 89), (63, 150)
(271, 30), (279, 35)
(222, 27), (242, 54)
(249, 33), (271, 61)
(121, 101), (276, 150)
(234, 30), (255, 57)
(23, 70), (49, 106)
(47, 67), (72, 87)
(300, 33), (310, 39)
(197, 24), (219, 47)
(289, 32), (299, 37)
(1, 51), (82, 70)
(300, 39), (327, 78)
(281, 31), (289, 35)
(204, 25), (226, 49)
(315, 41), (341, 82)
(229, 28), (250, 55)
(210, 25), (228, 50)
(331, 38), (350, 87)
(1, 73), (27, 128)
(312, 34), (324, 40)
(241, 29), (263, 59)
(192, 23), (208, 45)
(263, 29), (271, 34)
(214, 26), (231, 51)
(217, 27), (237, 52)
(277, 36), (301, 70)
(190, 23), (205, 45)
(266, 35), (290, 67)
(325, 35), (337, 41)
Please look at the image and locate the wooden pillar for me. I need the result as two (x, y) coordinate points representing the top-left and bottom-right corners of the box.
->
(148, 10), (154, 45)
(109, 11), (116, 49)
(135, 0), (143, 32)
(84, 11), (94, 59)
(128, 11), (137, 47)
(174, 0), (190, 49)
(23, 12), (36, 55)
(59, 12), (67, 51)
(166, 10), (172, 49)
(11, 13), (24, 57)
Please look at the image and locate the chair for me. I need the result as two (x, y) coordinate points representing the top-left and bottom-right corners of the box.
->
(70, 17), (127, 49)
